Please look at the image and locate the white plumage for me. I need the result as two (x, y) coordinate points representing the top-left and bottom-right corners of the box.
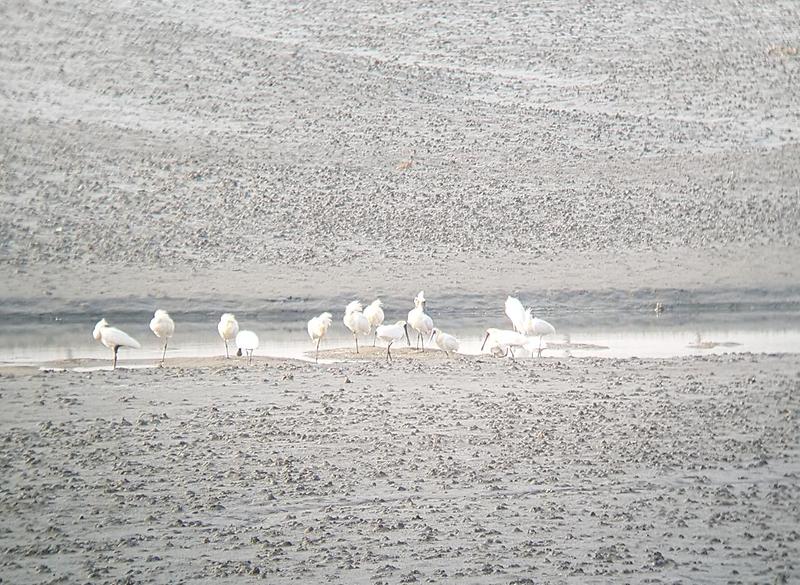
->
(307, 312), (333, 363)
(343, 301), (370, 354)
(505, 296), (526, 333)
(480, 328), (530, 361)
(407, 290), (434, 351)
(217, 313), (239, 358)
(363, 299), (385, 346)
(375, 320), (411, 362)
(149, 309), (175, 366)
(430, 328), (459, 356)
(93, 318), (141, 369)
(235, 330), (259, 365)
(521, 308), (556, 356)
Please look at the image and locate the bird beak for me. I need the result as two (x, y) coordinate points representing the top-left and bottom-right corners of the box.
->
(404, 323), (411, 346)
(480, 331), (490, 351)
(236, 348), (242, 357)
(429, 330), (435, 342)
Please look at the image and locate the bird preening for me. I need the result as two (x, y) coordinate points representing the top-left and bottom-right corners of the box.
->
(218, 313), (239, 359)
(307, 311), (333, 363)
(90, 294), (558, 370)
(343, 301), (370, 354)
(503, 296), (556, 357)
(93, 319), (141, 369)
(149, 310), (175, 366)
(235, 330), (259, 365)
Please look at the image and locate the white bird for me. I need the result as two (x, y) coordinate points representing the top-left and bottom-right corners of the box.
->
(429, 328), (459, 356)
(363, 299), (385, 346)
(480, 328), (530, 361)
(217, 313), (239, 359)
(93, 319), (141, 369)
(375, 320), (411, 362)
(149, 309), (175, 366)
(521, 309), (556, 357)
(505, 296), (526, 333)
(235, 330), (259, 365)
(307, 312), (333, 363)
(407, 291), (434, 351)
(343, 301), (370, 354)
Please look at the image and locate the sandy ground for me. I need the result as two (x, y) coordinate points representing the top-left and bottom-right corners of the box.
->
(2, 0), (800, 583)
(1, 353), (799, 583)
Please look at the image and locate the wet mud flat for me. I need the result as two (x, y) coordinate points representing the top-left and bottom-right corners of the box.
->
(1, 353), (798, 583)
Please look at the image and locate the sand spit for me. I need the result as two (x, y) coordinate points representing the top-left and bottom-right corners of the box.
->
(1, 353), (798, 583)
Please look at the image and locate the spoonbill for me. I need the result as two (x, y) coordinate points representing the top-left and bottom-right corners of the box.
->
(93, 319), (141, 369)
(429, 328), (459, 357)
(307, 312), (333, 363)
(235, 330), (259, 365)
(407, 291), (434, 351)
(505, 296), (526, 333)
(375, 320), (411, 362)
(521, 309), (556, 357)
(218, 313), (239, 358)
(343, 301), (370, 354)
(149, 309), (175, 366)
(363, 299), (385, 346)
(480, 328), (530, 361)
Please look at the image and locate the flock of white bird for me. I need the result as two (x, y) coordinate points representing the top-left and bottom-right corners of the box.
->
(91, 293), (555, 368)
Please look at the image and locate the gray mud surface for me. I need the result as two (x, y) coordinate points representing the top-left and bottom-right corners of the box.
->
(1, 355), (799, 583)
(1, 0), (799, 305)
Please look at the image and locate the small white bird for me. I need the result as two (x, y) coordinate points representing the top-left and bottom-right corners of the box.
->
(235, 330), (259, 365)
(93, 319), (141, 369)
(480, 328), (530, 361)
(307, 312), (333, 363)
(375, 320), (411, 362)
(407, 291), (434, 351)
(149, 309), (175, 366)
(217, 313), (239, 359)
(505, 296), (527, 333)
(343, 301), (370, 354)
(429, 328), (459, 357)
(521, 309), (556, 357)
(363, 299), (385, 346)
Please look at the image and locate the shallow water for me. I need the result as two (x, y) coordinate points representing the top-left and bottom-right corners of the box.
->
(1, 301), (798, 366)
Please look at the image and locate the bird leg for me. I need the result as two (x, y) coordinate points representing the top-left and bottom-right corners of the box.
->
(113, 345), (119, 370)
(247, 349), (253, 365)
(373, 332), (377, 347)
(387, 341), (393, 363)
(508, 347), (516, 362)
(355, 334), (359, 354)
(315, 338), (320, 364)
(538, 335), (543, 357)
(224, 340), (229, 359)
(161, 340), (168, 367)
(420, 333), (425, 352)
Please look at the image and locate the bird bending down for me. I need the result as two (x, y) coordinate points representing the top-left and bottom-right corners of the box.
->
(480, 328), (529, 361)
(343, 301), (370, 354)
(235, 330), (259, 365)
(363, 299), (385, 346)
(407, 290), (434, 351)
(429, 328), (459, 357)
(505, 296), (526, 333)
(375, 320), (411, 362)
(307, 312), (333, 363)
(520, 309), (556, 357)
(149, 309), (175, 367)
(93, 319), (141, 369)
(217, 313), (239, 359)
